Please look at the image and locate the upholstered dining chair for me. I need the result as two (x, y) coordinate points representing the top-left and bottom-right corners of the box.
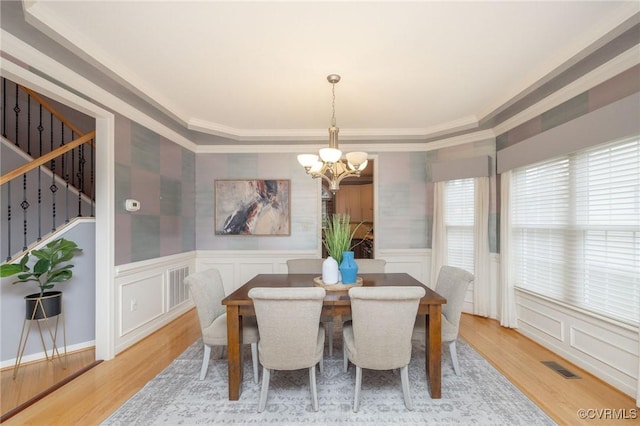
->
(185, 269), (260, 383)
(412, 265), (474, 375)
(248, 287), (326, 412)
(343, 286), (425, 412)
(286, 258), (336, 356)
(337, 257), (386, 349)
(353, 258), (386, 273)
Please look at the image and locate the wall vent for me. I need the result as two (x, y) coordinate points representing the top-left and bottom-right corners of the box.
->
(168, 266), (190, 309)
(541, 361), (581, 379)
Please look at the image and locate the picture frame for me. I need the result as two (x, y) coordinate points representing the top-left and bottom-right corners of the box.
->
(214, 179), (291, 236)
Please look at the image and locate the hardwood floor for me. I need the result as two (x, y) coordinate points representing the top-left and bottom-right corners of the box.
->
(1, 347), (97, 417)
(459, 314), (638, 425)
(1, 309), (636, 425)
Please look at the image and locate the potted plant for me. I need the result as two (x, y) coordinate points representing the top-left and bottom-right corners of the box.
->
(0, 237), (82, 319)
(322, 214), (369, 284)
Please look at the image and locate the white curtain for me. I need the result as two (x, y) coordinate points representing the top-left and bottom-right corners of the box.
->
(473, 176), (490, 317)
(637, 330), (639, 407)
(499, 171), (518, 328)
(430, 181), (446, 289)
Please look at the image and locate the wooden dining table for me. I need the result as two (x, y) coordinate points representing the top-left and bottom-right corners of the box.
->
(221, 272), (446, 400)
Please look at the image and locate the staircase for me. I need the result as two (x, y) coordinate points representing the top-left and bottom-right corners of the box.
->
(1, 77), (96, 261)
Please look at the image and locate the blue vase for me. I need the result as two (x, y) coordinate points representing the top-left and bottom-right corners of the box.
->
(339, 251), (358, 284)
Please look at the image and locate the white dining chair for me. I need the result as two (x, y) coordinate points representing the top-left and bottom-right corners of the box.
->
(286, 258), (336, 356)
(412, 265), (474, 375)
(185, 269), (260, 383)
(343, 285), (425, 412)
(248, 287), (326, 412)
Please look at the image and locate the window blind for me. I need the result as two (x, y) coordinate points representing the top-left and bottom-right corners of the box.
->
(445, 178), (475, 274)
(511, 137), (640, 325)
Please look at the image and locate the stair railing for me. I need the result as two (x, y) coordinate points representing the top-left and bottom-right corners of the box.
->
(1, 77), (96, 261)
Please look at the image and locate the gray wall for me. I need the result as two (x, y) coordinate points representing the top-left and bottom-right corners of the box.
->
(114, 116), (196, 265)
(193, 151), (435, 253)
(1, 221), (95, 361)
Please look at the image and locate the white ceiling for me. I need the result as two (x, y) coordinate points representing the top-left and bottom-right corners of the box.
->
(21, 1), (639, 142)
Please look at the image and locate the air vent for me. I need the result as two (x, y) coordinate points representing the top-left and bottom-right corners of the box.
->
(168, 266), (190, 309)
(542, 361), (581, 379)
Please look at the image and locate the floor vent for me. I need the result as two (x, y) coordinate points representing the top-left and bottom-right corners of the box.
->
(168, 266), (190, 309)
(542, 361), (581, 379)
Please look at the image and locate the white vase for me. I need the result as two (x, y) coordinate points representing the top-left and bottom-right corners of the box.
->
(322, 256), (340, 284)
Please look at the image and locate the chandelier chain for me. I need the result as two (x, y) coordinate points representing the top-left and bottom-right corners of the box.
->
(331, 82), (336, 128)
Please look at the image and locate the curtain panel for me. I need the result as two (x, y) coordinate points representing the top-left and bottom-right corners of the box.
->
(473, 176), (490, 317)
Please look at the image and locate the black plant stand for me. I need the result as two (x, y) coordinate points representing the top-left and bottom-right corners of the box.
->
(13, 292), (67, 379)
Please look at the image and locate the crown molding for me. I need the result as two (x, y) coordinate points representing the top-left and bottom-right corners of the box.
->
(1, 30), (199, 153)
(193, 129), (495, 154)
(493, 46), (639, 137)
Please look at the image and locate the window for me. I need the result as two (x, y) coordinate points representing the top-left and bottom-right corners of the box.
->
(511, 138), (640, 325)
(445, 178), (475, 273)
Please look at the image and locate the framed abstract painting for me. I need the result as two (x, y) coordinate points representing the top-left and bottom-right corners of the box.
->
(214, 179), (291, 235)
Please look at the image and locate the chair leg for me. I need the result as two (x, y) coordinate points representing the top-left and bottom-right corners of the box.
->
(309, 366), (319, 411)
(319, 354), (324, 374)
(400, 365), (413, 411)
(258, 367), (271, 412)
(199, 344), (211, 380)
(353, 366), (362, 412)
(251, 342), (259, 384)
(449, 340), (461, 375)
(343, 343), (348, 373)
(325, 321), (334, 356)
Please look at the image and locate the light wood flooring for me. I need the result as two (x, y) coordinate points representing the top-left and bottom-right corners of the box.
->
(1, 309), (637, 425)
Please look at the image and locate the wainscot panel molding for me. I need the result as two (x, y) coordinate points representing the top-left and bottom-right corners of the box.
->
(515, 289), (639, 398)
(114, 252), (196, 354)
(197, 249), (434, 292)
(373, 248), (431, 284)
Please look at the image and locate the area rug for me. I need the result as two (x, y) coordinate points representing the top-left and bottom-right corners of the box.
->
(102, 338), (556, 425)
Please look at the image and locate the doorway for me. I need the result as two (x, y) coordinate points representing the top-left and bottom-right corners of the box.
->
(323, 159), (374, 259)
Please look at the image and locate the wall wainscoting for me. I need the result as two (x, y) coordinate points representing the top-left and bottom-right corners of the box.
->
(113, 249), (637, 399)
(114, 252), (196, 354)
(516, 289), (638, 399)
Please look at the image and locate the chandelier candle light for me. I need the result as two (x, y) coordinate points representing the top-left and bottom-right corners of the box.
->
(297, 74), (368, 193)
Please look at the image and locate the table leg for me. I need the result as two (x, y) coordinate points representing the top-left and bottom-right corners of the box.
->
(425, 304), (442, 398)
(226, 305), (243, 400)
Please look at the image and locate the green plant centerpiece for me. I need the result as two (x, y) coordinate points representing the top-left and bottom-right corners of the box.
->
(323, 214), (370, 284)
(323, 214), (371, 263)
(1, 237), (82, 319)
(323, 214), (354, 265)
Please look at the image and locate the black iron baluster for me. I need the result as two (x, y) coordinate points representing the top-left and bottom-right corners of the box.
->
(62, 124), (69, 223)
(71, 131), (76, 191)
(13, 83), (19, 146)
(50, 112), (57, 232)
(37, 104), (43, 241)
(90, 138), (95, 217)
(22, 174), (29, 251)
(27, 94), (31, 155)
(78, 142), (85, 216)
(2, 78), (6, 138)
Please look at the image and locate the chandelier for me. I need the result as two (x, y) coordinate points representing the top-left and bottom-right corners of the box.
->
(297, 74), (368, 193)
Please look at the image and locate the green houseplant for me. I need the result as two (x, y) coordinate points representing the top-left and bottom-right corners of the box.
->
(323, 214), (371, 284)
(1, 237), (82, 319)
(322, 214), (371, 264)
(323, 213), (353, 265)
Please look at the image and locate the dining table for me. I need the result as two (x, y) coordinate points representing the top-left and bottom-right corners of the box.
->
(221, 272), (446, 400)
